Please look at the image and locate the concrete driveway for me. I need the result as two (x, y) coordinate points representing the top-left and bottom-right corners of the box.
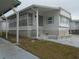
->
(46, 35), (79, 48)
(0, 38), (39, 59)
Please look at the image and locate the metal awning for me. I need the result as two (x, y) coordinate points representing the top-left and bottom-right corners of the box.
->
(0, 0), (21, 16)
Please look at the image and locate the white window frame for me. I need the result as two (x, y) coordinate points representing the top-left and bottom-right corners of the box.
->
(47, 16), (54, 24)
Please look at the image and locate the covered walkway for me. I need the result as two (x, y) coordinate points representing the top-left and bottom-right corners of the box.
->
(0, 0), (39, 59)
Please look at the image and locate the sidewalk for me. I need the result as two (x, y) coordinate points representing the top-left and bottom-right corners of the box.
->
(46, 35), (79, 48)
(0, 38), (39, 59)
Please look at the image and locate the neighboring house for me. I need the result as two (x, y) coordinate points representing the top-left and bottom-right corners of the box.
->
(7, 4), (71, 39)
(0, 18), (9, 32)
(70, 20), (79, 34)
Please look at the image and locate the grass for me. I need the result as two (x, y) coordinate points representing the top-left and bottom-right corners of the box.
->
(2, 33), (79, 59)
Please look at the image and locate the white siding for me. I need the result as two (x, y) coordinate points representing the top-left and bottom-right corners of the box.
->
(1, 22), (9, 31)
(59, 16), (70, 28)
(70, 21), (76, 30)
(70, 21), (79, 30)
(60, 9), (70, 18)
(76, 22), (79, 29)
(38, 10), (60, 36)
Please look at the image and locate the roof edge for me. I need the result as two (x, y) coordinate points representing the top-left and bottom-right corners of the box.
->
(0, 0), (21, 16)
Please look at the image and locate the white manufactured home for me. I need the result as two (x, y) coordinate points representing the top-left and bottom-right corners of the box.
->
(7, 4), (71, 40)
(70, 20), (79, 34)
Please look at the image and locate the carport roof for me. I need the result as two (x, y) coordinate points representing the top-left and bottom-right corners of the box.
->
(0, 0), (21, 16)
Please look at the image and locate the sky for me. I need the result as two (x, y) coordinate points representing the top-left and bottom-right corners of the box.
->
(5, 0), (79, 19)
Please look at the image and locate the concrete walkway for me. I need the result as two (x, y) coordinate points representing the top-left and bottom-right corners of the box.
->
(0, 38), (39, 59)
(46, 35), (79, 48)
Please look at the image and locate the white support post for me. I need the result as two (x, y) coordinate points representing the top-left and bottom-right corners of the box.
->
(26, 13), (30, 37)
(13, 8), (19, 44)
(36, 9), (39, 38)
(0, 20), (2, 37)
(6, 18), (8, 39)
(58, 15), (61, 39)
(16, 12), (19, 44)
(26, 13), (29, 26)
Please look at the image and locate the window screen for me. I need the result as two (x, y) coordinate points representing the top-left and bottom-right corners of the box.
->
(39, 15), (43, 26)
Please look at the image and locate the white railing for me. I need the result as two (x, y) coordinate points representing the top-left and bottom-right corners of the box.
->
(9, 26), (43, 30)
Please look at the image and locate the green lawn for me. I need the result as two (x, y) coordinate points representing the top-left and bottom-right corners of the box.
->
(2, 33), (79, 59)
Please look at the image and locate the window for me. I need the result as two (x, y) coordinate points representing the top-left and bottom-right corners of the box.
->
(28, 13), (33, 26)
(47, 16), (54, 24)
(19, 13), (33, 26)
(19, 19), (27, 26)
(60, 16), (69, 25)
(39, 15), (43, 26)
(9, 22), (16, 27)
